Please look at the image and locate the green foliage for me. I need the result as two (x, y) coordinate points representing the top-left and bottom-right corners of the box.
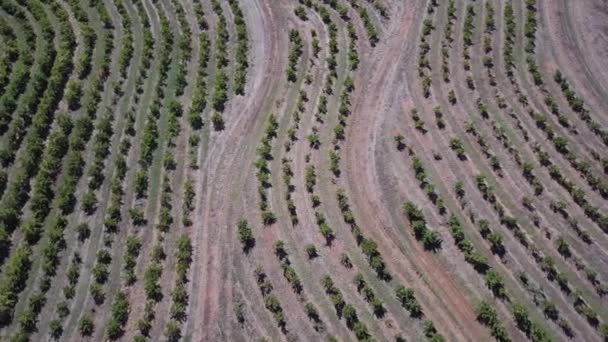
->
(394, 134), (406, 151)
(213, 3), (229, 68)
(336, 189), (390, 279)
(0, 244), (31, 326)
(106, 291), (129, 339)
(485, 270), (507, 299)
(329, 151), (340, 176)
(49, 318), (63, 339)
(403, 202), (442, 250)
(229, 0), (249, 94)
(234, 301), (246, 324)
(182, 179), (195, 226)
(134, 171), (148, 198)
(449, 138), (466, 160)
(164, 320), (181, 342)
(305, 165), (316, 192)
(211, 71), (229, 112)
(304, 302), (320, 321)
(304, 244), (318, 258)
(307, 133), (321, 148)
(65, 80), (83, 110)
(396, 286), (423, 318)
(261, 211), (276, 226)
(273, 240), (286, 260)
(476, 301), (511, 341)
(282, 263), (302, 293)
(129, 207), (146, 226)
(287, 30), (303, 82)
(448, 215), (489, 272)
(79, 315), (94, 336)
(211, 112), (224, 131)
(189, 30), (210, 128)
(123, 235), (142, 284)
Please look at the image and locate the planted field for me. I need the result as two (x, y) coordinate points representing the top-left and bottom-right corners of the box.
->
(0, 0), (607, 341)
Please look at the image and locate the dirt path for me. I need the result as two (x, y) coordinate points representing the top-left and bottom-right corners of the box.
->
(187, 0), (284, 339)
(342, 1), (488, 340)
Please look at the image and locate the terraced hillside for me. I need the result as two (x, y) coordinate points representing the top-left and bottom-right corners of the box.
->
(0, 0), (607, 341)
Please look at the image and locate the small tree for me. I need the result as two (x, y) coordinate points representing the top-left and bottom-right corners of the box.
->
(65, 80), (83, 110)
(294, 6), (307, 20)
(450, 138), (467, 160)
(106, 319), (122, 340)
(79, 315), (94, 336)
(556, 237), (571, 258)
(234, 301), (246, 324)
(274, 240), (287, 260)
(353, 273), (366, 291)
(512, 304), (532, 335)
(304, 302), (320, 321)
(478, 220), (491, 237)
(485, 270), (506, 298)
(396, 286), (423, 318)
(305, 244), (318, 259)
(90, 283), (105, 304)
(423, 230), (443, 251)
(455, 181), (465, 199)
(134, 335), (147, 342)
(394, 134), (406, 151)
(81, 192), (97, 214)
(134, 171), (148, 198)
(343, 304), (358, 328)
(553, 136), (568, 153)
(19, 309), (36, 332)
(305, 166), (316, 192)
(211, 112), (224, 131)
(49, 319), (63, 340)
(307, 133), (321, 149)
(129, 207), (146, 226)
(311, 195), (321, 207)
(488, 232), (505, 256)
(165, 320), (181, 342)
(372, 297), (385, 317)
(543, 301), (558, 320)
(340, 253), (352, 268)
(237, 220), (254, 252)
(423, 320), (438, 337)
(476, 301), (498, 326)
(448, 89), (457, 104)
(77, 223), (91, 241)
(261, 211), (276, 225)
(600, 324), (608, 340)
(353, 322), (370, 340)
(319, 223), (334, 244)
